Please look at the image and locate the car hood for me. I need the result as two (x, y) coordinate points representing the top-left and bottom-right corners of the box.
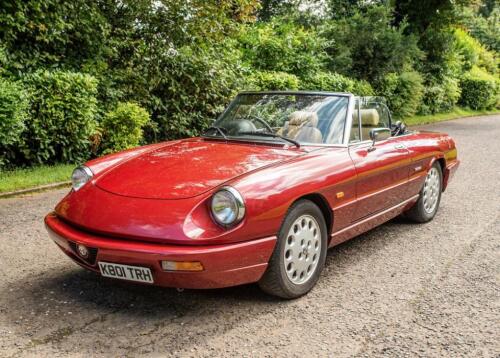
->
(95, 139), (301, 199)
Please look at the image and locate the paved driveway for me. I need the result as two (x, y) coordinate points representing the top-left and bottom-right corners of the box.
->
(0, 115), (499, 357)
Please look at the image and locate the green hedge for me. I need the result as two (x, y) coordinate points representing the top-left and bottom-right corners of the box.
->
(419, 77), (461, 114)
(21, 70), (98, 164)
(378, 71), (424, 119)
(246, 71), (300, 90)
(238, 20), (327, 79)
(454, 28), (497, 74)
(0, 77), (28, 167)
(148, 46), (243, 141)
(100, 102), (150, 154)
(459, 67), (498, 109)
(301, 72), (374, 95)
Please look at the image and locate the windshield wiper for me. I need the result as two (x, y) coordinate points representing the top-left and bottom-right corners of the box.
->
(237, 131), (300, 148)
(203, 126), (227, 140)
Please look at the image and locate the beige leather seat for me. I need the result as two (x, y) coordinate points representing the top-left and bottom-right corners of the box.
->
(351, 109), (380, 141)
(278, 111), (323, 143)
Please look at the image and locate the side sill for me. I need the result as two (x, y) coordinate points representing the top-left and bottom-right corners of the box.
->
(329, 194), (419, 247)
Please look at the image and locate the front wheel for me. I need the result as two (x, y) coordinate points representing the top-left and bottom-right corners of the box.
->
(258, 200), (327, 299)
(405, 162), (443, 223)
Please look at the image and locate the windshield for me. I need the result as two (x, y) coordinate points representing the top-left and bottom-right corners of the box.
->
(206, 93), (349, 145)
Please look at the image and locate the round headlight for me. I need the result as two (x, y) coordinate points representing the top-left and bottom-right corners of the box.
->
(211, 187), (245, 226)
(71, 166), (93, 191)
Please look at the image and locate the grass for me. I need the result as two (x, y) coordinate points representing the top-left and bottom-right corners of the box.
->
(0, 164), (74, 194)
(404, 107), (500, 126)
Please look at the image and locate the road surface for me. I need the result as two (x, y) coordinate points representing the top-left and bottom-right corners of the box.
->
(0, 115), (499, 357)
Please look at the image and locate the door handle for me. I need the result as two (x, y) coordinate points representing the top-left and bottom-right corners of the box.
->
(394, 144), (406, 149)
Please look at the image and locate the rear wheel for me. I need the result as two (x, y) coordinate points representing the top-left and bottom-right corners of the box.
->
(405, 162), (442, 223)
(259, 200), (327, 299)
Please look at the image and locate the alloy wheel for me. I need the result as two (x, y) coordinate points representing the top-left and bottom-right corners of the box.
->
(283, 214), (322, 285)
(422, 167), (440, 214)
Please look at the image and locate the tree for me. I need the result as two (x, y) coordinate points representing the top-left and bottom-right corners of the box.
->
(322, 5), (422, 83)
(0, 0), (109, 75)
(393, 0), (475, 33)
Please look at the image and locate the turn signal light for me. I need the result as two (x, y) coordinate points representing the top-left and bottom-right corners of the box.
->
(161, 260), (204, 272)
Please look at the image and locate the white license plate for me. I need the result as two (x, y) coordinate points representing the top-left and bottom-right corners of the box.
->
(98, 262), (154, 284)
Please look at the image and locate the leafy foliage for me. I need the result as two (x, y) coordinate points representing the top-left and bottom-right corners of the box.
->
(459, 66), (499, 109)
(301, 72), (374, 95)
(1, 0), (499, 169)
(0, 78), (28, 166)
(239, 19), (327, 78)
(0, 0), (109, 75)
(378, 71), (425, 119)
(454, 28), (497, 74)
(460, 6), (500, 52)
(419, 77), (462, 114)
(142, 45), (245, 141)
(418, 27), (463, 79)
(21, 70), (98, 164)
(100, 102), (150, 154)
(393, 0), (472, 33)
(322, 5), (422, 83)
(246, 71), (300, 90)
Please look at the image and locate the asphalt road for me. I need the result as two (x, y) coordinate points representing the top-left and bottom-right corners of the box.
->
(0, 115), (499, 357)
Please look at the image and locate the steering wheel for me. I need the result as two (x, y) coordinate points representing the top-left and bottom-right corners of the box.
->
(246, 115), (274, 133)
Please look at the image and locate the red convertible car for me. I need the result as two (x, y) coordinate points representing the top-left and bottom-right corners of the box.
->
(45, 91), (459, 298)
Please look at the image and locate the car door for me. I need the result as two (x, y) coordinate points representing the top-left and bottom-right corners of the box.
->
(348, 100), (410, 222)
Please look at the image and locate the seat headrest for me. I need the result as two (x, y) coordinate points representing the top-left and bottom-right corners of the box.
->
(352, 109), (379, 126)
(288, 111), (318, 127)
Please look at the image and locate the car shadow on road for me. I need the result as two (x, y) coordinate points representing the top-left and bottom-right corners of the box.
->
(2, 215), (419, 352)
(5, 216), (414, 317)
(2, 265), (286, 353)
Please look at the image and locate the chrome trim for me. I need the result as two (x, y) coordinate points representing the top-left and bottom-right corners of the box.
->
(81, 165), (93, 178)
(211, 186), (246, 227)
(348, 139), (373, 147)
(342, 94), (356, 145)
(238, 90), (351, 97)
(71, 166), (93, 191)
(374, 101), (393, 128)
(348, 130), (418, 148)
(213, 91), (353, 148)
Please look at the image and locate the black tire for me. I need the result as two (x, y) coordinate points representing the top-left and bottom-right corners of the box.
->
(405, 162), (443, 223)
(258, 200), (328, 299)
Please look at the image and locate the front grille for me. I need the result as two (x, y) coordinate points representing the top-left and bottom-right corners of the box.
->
(68, 242), (98, 266)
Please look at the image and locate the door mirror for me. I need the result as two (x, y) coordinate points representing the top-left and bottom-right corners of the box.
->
(369, 128), (391, 142)
(368, 128), (391, 151)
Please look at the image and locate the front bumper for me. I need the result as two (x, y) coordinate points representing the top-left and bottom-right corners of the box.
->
(44, 213), (276, 289)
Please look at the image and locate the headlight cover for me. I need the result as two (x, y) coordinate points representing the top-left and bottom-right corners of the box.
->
(210, 186), (245, 226)
(71, 166), (93, 191)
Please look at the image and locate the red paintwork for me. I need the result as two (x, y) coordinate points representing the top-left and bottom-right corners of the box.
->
(96, 139), (300, 199)
(45, 127), (459, 289)
(45, 213), (275, 289)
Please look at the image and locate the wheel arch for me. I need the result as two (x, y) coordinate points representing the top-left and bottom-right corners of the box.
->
(431, 156), (446, 191)
(436, 157), (446, 173)
(291, 193), (333, 243)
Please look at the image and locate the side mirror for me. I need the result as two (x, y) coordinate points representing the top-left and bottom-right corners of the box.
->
(368, 128), (391, 151)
